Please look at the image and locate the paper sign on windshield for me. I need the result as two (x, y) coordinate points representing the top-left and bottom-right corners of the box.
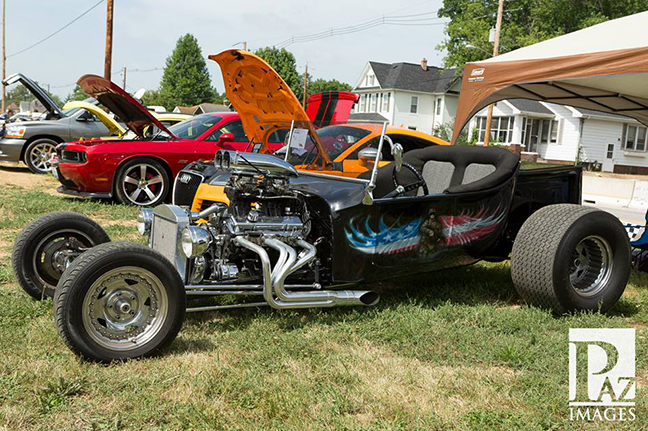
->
(289, 128), (309, 150)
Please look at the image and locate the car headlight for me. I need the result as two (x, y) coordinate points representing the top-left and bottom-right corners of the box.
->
(181, 226), (211, 258)
(4, 125), (26, 138)
(136, 209), (153, 235)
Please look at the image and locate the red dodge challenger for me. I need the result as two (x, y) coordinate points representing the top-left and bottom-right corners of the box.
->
(54, 74), (278, 206)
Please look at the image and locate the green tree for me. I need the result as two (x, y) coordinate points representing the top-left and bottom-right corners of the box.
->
(158, 33), (215, 109)
(437, 0), (648, 69)
(306, 78), (353, 99)
(64, 85), (87, 103)
(6, 82), (62, 108)
(254, 46), (302, 100)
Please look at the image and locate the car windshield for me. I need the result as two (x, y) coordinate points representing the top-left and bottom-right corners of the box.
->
(60, 98), (99, 118)
(166, 113), (221, 139)
(285, 125), (372, 165)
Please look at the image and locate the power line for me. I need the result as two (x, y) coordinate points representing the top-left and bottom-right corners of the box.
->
(8, 0), (104, 58)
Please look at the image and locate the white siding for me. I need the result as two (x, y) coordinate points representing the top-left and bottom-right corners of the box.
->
(392, 91), (436, 134)
(579, 119), (622, 164)
(442, 95), (459, 127)
(537, 104), (580, 162)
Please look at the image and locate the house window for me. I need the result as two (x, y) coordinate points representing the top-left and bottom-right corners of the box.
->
(377, 93), (383, 112)
(366, 75), (374, 86)
(477, 116), (515, 143)
(623, 124), (647, 151)
(541, 119), (551, 144)
(382, 92), (390, 111)
(359, 95), (366, 112)
(606, 144), (614, 159)
(435, 98), (442, 116)
(370, 94), (377, 112)
(410, 96), (418, 114)
(550, 120), (559, 143)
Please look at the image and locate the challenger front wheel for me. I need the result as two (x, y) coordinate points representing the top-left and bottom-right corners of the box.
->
(114, 158), (170, 206)
(54, 242), (186, 362)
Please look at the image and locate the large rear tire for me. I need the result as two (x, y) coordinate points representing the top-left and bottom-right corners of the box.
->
(54, 242), (186, 362)
(511, 204), (630, 314)
(12, 211), (110, 300)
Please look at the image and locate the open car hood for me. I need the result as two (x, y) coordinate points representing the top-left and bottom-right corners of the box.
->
(209, 49), (331, 164)
(3, 73), (63, 117)
(77, 74), (177, 139)
(62, 100), (126, 137)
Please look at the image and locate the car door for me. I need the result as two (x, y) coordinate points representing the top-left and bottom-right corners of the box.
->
(200, 119), (250, 153)
(70, 110), (110, 140)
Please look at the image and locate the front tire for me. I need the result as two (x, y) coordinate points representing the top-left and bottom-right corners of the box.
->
(54, 242), (186, 362)
(12, 211), (110, 300)
(114, 158), (170, 206)
(511, 204), (630, 314)
(24, 138), (59, 174)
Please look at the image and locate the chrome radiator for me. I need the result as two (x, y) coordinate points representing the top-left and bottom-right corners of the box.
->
(151, 205), (191, 281)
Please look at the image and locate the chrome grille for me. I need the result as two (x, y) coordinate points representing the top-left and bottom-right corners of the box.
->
(173, 171), (204, 206)
(151, 215), (178, 265)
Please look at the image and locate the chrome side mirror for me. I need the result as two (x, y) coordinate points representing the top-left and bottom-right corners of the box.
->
(358, 147), (381, 164)
(392, 142), (403, 172)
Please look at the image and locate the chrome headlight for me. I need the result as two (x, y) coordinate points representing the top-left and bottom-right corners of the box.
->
(136, 208), (153, 235)
(181, 226), (211, 258)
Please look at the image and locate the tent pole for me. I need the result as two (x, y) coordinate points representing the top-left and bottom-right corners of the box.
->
(483, 0), (505, 147)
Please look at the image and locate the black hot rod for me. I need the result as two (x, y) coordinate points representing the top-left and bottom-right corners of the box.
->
(13, 142), (630, 361)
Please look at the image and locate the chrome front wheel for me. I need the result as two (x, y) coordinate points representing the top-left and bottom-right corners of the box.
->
(82, 267), (169, 351)
(25, 139), (57, 174)
(115, 159), (170, 206)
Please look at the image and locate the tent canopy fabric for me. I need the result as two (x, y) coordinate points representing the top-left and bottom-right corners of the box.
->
(452, 11), (648, 143)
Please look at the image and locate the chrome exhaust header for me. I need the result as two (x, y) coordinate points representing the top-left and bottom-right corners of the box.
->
(234, 236), (379, 309)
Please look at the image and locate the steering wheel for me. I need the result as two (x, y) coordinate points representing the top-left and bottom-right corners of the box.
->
(384, 162), (428, 198)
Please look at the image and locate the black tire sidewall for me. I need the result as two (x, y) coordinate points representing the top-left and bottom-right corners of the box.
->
(25, 138), (58, 174)
(12, 212), (110, 300)
(552, 211), (631, 313)
(58, 246), (186, 361)
(114, 158), (170, 206)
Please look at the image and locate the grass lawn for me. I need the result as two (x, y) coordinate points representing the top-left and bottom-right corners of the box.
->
(0, 167), (646, 430)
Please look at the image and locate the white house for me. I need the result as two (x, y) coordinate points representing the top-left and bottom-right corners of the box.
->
(468, 99), (648, 174)
(350, 59), (460, 134)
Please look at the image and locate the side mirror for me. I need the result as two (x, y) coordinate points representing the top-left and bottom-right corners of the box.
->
(218, 132), (235, 143)
(392, 143), (404, 172)
(358, 147), (381, 164)
(76, 111), (92, 122)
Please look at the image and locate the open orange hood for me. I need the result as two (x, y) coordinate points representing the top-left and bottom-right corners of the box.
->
(209, 49), (330, 164)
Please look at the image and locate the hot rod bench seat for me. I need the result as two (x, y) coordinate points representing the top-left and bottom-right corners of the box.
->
(365, 145), (520, 198)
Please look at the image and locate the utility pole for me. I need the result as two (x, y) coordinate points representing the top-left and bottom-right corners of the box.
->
(104, 0), (114, 80)
(243, 41), (247, 51)
(302, 64), (308, 108)
(483, 0), (504, 147)
(2, 0), (6, 112)
(122, 66), (127, 89)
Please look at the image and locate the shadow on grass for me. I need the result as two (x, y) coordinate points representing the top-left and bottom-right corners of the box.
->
(0, 163), (30, 174)
(182, 262), (522, 332)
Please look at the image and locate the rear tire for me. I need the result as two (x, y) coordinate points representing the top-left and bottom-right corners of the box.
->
(12, 211), (110, 300)
(114, 158), (170, 206)
(24, 138), (59, 174)
(511, 204), (630, 314)
(54, 242), (186, 362)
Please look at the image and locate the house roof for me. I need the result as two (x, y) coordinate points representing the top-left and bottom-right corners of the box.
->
(574, 107), (630, 120)
(173, 106), (195, 114)
(348, 112), (388, 123)
(507, 99), (553, 115)
(196, 103), (230, 113)
(366, 61), (458, 94)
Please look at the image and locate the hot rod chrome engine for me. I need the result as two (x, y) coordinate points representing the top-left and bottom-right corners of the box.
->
(138, 151), (379, 312)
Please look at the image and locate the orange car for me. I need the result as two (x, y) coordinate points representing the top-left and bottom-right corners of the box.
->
(177, 49), (449, 210)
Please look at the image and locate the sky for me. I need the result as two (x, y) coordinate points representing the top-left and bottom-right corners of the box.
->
(3, 0), (448, 100)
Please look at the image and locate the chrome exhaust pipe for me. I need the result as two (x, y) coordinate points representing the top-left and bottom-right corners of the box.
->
(263, 238), (379, 307)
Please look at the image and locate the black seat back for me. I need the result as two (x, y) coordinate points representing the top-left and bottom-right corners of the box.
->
(363, 146), (519, 198)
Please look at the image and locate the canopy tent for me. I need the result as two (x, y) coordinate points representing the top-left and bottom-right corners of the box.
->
(452, 11), (648, 143)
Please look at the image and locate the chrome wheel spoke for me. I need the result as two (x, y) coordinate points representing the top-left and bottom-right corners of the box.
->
(124, 176), (139, 185)
(140, 164), (147, 179)
(147, 175), (162, 185)
(129, 187), (142, 202)
(142, 186), (156, 201)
